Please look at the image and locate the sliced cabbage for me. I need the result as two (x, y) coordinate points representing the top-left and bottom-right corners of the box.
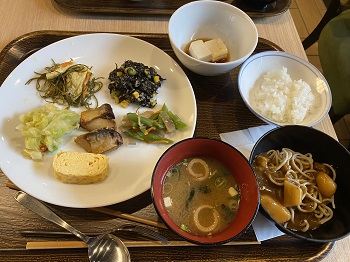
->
(16, 104), (80, 160)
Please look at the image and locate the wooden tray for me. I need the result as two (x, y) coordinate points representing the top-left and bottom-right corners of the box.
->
(0, 31), (334, 261)
(53, 0), (292, 17)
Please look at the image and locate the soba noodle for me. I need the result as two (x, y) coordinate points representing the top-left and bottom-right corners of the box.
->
(253, 148), (336, 232)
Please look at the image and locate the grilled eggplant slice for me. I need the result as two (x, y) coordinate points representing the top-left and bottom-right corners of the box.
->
(80, 103), (116, 131)
(75, 127), (123, 154)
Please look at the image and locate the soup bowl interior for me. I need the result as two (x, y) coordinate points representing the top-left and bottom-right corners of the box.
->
(249, 125), (350, 242)
(151, 137), (259, 245)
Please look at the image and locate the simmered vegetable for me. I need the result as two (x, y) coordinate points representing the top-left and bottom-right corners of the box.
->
(284, 180), (303, 206)
(316, 172), (337, 197)
(260, 194), (291, 223)
(122, 104), (187, 144)
(26, 59), (103, 108)
(108, 60), (165, 108)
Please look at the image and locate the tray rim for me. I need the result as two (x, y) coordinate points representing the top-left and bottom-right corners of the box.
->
(52, 0), (292, 18)
(0, 30), (283, 86)
(0, 30), (335, 261)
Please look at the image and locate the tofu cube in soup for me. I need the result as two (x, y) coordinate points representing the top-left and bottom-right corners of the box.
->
(204, 38), (228, 62)
(189, 40), (212, 62)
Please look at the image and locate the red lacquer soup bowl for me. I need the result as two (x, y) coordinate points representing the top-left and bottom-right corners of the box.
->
(151, 137), (259, 245)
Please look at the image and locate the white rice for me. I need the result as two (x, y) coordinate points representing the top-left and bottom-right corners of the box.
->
(254, 67), (316, 124)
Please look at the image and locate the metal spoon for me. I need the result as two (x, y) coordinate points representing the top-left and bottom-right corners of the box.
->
(15, 191), (131, 262)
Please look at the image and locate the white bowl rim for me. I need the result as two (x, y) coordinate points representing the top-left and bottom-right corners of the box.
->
(168, 0), (258, 67)
(238, 50), (332, 127)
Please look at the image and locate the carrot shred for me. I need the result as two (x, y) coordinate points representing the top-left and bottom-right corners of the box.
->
(60, 60), (74, 68)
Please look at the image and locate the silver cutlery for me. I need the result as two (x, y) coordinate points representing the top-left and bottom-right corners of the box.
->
(20, 224), (168, 244)
(15, 191), (131, 262)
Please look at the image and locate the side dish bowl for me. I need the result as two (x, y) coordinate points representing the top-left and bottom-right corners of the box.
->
(238, 51), (331, 126)
(168, 0), (258, 76)
(249, 125), (350, 242)
(151, 137), (259, 245)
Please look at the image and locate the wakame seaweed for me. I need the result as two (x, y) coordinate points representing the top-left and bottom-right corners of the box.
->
(221, 204), (235, 221)
(185, 187), (195, 208)
(199, 185), (212, 194)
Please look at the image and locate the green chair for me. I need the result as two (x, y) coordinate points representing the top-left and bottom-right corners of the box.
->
(303, 0), (341, 49)
(318, 9), (350, 122)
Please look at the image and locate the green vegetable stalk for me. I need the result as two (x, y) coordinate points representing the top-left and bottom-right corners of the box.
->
(122, 103), (187, 144)
(124, 129), (173, 144)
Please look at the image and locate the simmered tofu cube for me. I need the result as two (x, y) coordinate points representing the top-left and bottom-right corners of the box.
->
(204, 38), (228, 62)
(188, 40), (212, 62)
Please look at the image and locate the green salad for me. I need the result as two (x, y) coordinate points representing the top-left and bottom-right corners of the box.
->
(16, 104), (80, 160)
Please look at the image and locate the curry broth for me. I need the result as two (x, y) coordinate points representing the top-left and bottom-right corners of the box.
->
(253, 153), (324, 231)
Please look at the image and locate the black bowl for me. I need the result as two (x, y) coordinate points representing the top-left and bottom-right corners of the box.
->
(249, 125), (350, 242)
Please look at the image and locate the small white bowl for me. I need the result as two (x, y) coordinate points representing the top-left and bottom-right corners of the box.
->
(238, 51), (332, 126)
(168, 0), (258, 76)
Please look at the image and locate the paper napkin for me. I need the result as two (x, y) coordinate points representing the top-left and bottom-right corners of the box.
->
(220, 125), (285, 241)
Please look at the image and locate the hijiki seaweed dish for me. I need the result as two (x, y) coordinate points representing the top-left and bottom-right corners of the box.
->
(108, 60), (165, 108)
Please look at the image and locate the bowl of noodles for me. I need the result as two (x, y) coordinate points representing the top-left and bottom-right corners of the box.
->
(250, 125), (350, 242)
(151, 137), (259, 245)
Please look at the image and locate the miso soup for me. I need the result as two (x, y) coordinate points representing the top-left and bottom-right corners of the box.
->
(162, 157), (240, 236)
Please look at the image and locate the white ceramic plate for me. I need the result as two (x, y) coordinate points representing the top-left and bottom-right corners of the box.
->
(238, 51), (331, 127)
(0, 33), (197, 208)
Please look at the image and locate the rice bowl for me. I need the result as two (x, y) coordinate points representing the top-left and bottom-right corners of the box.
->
(254, 67), (318, 124)
(238, 51), (331, 127)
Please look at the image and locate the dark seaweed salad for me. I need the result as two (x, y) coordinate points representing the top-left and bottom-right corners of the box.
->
(108, 60), (165, 108)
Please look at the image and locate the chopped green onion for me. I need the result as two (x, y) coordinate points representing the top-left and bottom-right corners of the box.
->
(180, 224), (188, 231)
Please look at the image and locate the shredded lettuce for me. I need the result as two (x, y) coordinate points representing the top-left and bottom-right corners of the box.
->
(16, 104), (80, 160)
